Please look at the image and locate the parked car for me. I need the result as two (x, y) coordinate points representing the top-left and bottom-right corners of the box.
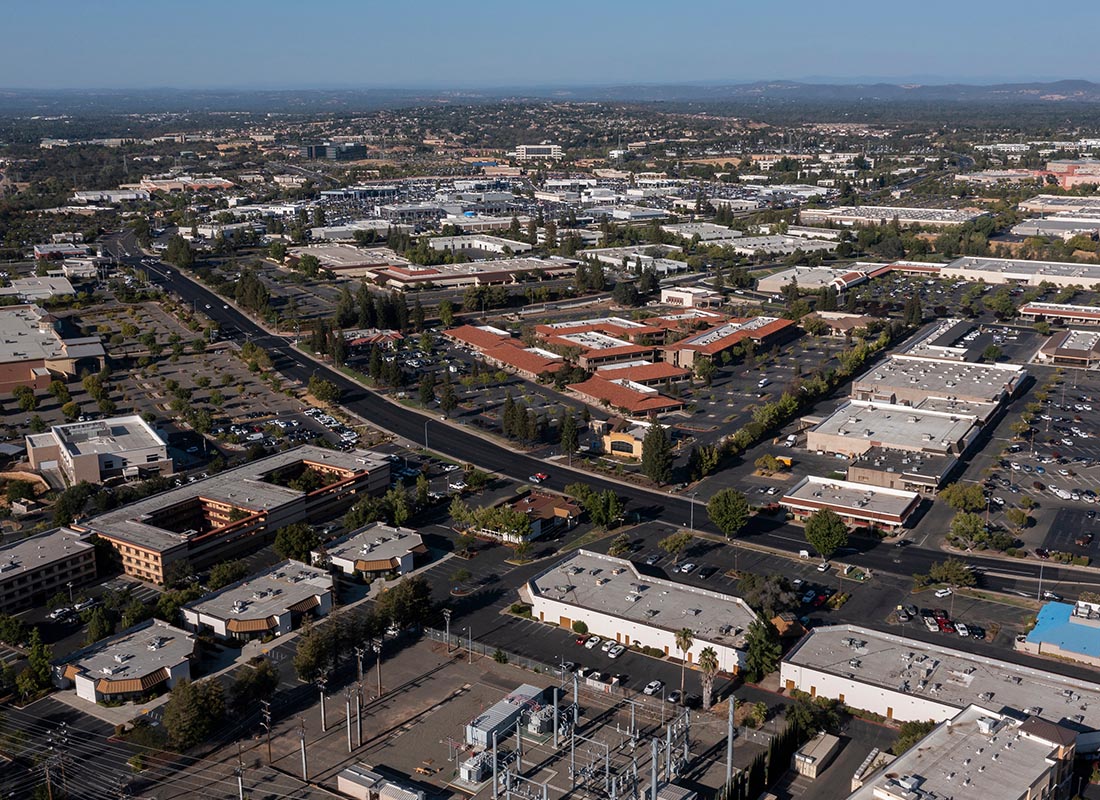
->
(698, 566), (718, 579)
(678, 563), (697, 574)
(934, 587), (953, 598)
(955, 623), (970, 637)
(817, 561), (831, 573)
(643, 680), (664, 696)
(601, 639), (615, 653)
(584, 636), (602, 650)
(923, 616), (939, 632)
(608, 644), (625, 659)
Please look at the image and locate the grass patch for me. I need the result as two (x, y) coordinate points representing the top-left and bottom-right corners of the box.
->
(958, 588), (1040, 610)
(559, 527), (619, 553)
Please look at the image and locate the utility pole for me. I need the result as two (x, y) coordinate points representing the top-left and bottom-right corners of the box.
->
(318, 677), (328, 731)
(345, 688), (354, 752)
(236, 743), (245, 800)
(492, 730), (499, 800)
(373, 638), (383, 697)
(299, 718), (308, 782)
(355, 645), (364, 684)
(468, 625), (473, 663)
(443, 608), (452, 653)
(261, 699), (272, 765)
(726, 696), (736, 785)
(356, 682), (363, 747)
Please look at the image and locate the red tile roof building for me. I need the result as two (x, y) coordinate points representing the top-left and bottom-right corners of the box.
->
(567, 375), (685, 416)
(663, 316), (797, 368)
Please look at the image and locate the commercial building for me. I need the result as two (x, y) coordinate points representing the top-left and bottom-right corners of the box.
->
(802, 311), (878, 337)
(1020, 301), (1100, 326)
(595, 361), (691, 386)
(317, 523), (426, 581)
(527, 550), (758, 673)
(465, 684), (547, 747)
(515, 144), (563, 161)
(1011, 214), (1100, 240)
(1019, 600), (1100, 668)
(940, 256), (1100, 289)
(660, 222), (743, 241)
(0, 305), (105, 392)
(730, 235), (837, 257)
(0, 528), (96, 614)
(367, 257), (576, 291)
(310, 219), (410, 241)
(27, 415), (172, 484)
(851, 355), (1026, 409)
(288, 244), (391, 273)
(662, 317), (796, 369)
(800, 206), (984, 228)
(444, 325), (564, 380)
(53, 620), (193, 705)
(1020, 195), (1100, 214)
(781, 623), (1100, 747)
(301, 142), (368, 161)
(182, 561), (333, 642)
(846, 447), (956, 495)
(427, 234), (531, 256)
(659, 287), (723, 309)
(33, 243), (89, 260)
(1037, 330), (1100, 367)
(897, 317), (991, 362)
(597, 419), (650, 459)
(567, 374), (684, 416)
(844, 704), (1076, 800)
(805, 400), (981, 459)
(780, 476), (920, 531)
(1046, 159), (1100, 189)
(756, 266), (869, 295)
(72, 446), (390, 583)
(0, 276), (76, 302)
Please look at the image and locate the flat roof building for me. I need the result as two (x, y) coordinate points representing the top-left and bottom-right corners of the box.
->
(367, 257), (577, 291)
(800, 206), (985, 228)
(1037, 330), (1100, 367)
(1019, 301), (1100, 326)
(0, 305), (104, 393)
(781, 623), (1100, 750)
(527, 550), (758, 673)
(660, 222), (743, 241)
(53, 619), (193, 705)
(182, 561), (333, 641)
(941, 256), (1100, 289)
(27, 415), (171, 484)
(659, 287), (723, 309)
(851, 355), (1026, 408)
(72, 446), (389, 584)
(806, 399), (981, 459)
(846, 447), (956, 496)
(780, 476), (921, 531)
(0, 528), (96, 614)
(731, 235), (837, 257)
(427, 234), (531, 256)
(316, 523), (426, 581)
(756, 266), (868, 295)
(844, 704), (1076, 800)
(1019, 600), (1100, 669)
(0, 276), (75, 302)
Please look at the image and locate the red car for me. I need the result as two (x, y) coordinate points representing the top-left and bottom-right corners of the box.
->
(575, 635), (589, 645)
(534, 472), (549, 482)
(938, 620), (956, 634)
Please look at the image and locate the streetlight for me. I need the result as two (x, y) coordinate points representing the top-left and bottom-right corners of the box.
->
(688, 492), (699, 534)
(424, 419), (430, 451)
(66, 582), (73, 604)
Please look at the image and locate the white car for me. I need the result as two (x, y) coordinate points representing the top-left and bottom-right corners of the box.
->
(584, 636), (602, 650)
(934, 587), (953, 598)
(608, 644), (625, 659)
(817, 561), (831, 573)
(955, 623), (970, 637)
(601, 639), (615, 653)
(643, 680), (664, 696)
(678, 563), (697, 574)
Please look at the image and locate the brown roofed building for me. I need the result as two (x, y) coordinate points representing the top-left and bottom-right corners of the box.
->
(595, 361), (690, 386)
(316, 523), (427, 581)
(567, 374), (685, 416)
(663, 317), (797, 368)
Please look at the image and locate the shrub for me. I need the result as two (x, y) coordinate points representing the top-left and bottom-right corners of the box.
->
(571, 620), (588, 635)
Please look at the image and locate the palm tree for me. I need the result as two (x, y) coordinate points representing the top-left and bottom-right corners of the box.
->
(675, 628), (694, 702)
(698, 646), (719, 710)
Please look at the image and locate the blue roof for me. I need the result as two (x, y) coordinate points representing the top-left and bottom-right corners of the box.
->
(1026, 601), (1100, 659)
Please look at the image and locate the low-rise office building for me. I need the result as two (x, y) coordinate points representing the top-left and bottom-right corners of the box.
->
(53, 620), (193, 705)
(567, 374), (684, 416)
(527, 550), (758, 673)
(845, 705), (1076, 800)
(27, 415), (172, 484)
(780, 476), (920, 531)
(731, 235), (837, 257)
(367, 257), (577, 291)
(659, 287), (723, 309)
(781, 623), (1100, 755)
(802, 311), (878, 337)
(800, 205), (984, 228)
(662, 317), (796, 369)
(427, 234), (531, 256)
(0, 528), (96, 613)
(1018, 600), (1100, 669)
(182, 561), (333, 641)
(1037, 330), (1100, 367)
(660, 222), (743, 241)
(0, 277), (76, 302)
(846, 447), (956, 495)
(805, 399), (981, 459)
(851, 354), (1026, 408)
(316, 523), (426, 581)
(756, 266), (868, 295)
(940, 256), (1100, 289)
(1020, 301), (1100, 326)
(72, 446), (389, 583)
(0, 305), (105, 393)
(595, 361), (691, 386)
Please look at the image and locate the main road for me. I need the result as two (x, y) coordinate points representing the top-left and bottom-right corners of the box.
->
(124, 248), (1100, 594)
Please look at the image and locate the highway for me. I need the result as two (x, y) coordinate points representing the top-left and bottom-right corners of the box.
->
(107, 235), (1100, 596)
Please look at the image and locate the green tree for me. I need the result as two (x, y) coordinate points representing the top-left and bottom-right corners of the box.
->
(439, 299), (455, 327)
(559, 412), (578, 455)
(641, 424), (673, 485)
(698, 646), (720, 710)
(24, 628), (52, 690)
(608, 533), (631, 557)
(743, 619), (781, 682)
(207, 560), (248, 590)
(375, 575), (433, 631)
(919, 558), (977, 589)
(229, 659), (279, 714)
(804, 508), (849, 561)
(83, 606), (114, 645)
(707, 489), (751, 539)
(439, 377), (458, 415)
(658, 531), (693, 563)
(61, 400), (80, 421)
(292, 619), (329, 682)
(949, 511), (986, 551)
(273, 522), (319, 563)
(162, 678), (225, 750)
(939, 482), (986, 512)
(892, 720), (938, 755)
(308, 376), (340, 405)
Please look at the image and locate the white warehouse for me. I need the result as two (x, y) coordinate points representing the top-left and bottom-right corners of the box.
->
(526, 550), (757, 673)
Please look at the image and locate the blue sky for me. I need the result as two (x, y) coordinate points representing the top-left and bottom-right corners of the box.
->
(4, 0), (1098, 89)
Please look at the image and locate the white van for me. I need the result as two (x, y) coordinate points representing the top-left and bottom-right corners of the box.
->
(758, 378), (770, 388)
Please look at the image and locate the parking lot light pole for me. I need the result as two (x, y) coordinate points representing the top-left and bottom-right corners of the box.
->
(688, 493), (698, 534)
(66, 582), (73, 603)
(424, 420), (430, 451)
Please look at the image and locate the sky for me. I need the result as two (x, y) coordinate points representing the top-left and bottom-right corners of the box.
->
(4, 0), (1099, 90)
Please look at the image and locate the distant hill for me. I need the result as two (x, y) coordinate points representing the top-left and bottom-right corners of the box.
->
(1, 80), (1099, 115)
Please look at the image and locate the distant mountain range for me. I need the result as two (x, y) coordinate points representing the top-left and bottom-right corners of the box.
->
(2, 80), (1100, 115)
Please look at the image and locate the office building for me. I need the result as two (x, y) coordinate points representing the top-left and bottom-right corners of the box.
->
(940, 256), (1100, 289)
(1019, 600), (1100, 669)
(1019, 302), (1100, 326)
(317, 523), (426, 581)
(851, 355), (1025, 409)
(0, 277), (76, 302)
(27, 415), (172, 484)
(659, 287), (723, 309)
(0, 305), (105, 392)
(756, 265), (870, 295)
(527, 550), (758, 673)
(780, 476), (921, 532)
(182, 561), (333, 642)
(53, 619), (194, 705)
(846, 447), (956, 495)
(515, 144), (563, 161)
(662, 317), (797, 369)
(805, 400), (981, 459)
(0, 528), (96, 613)
(800, 206), (984, 228)
(71, 446), (389, 583)
(1037, 330), (1100, 367)
(567, 374), (684, 416)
